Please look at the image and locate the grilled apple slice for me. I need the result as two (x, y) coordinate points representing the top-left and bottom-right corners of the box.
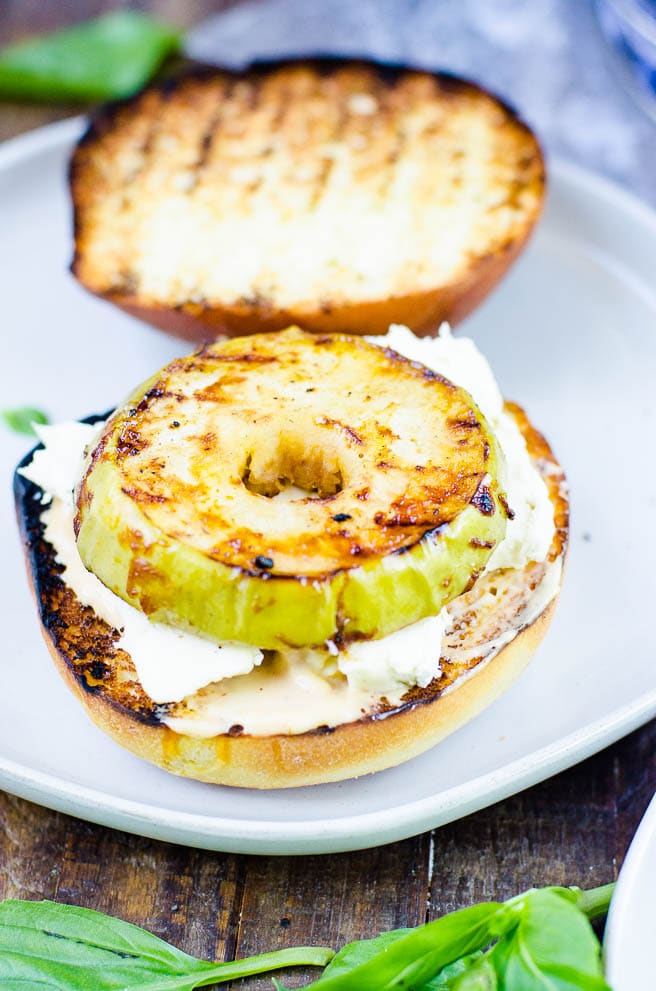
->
(75, 328), (509, 649)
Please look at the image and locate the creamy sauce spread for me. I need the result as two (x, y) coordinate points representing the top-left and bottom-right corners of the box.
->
(39, 499), (264, 704)
(165, 653), (394, 738)
(21, 435), (264, 705)
(376, 325), (555, 571)
(19, 325), (561, 736)
(164, 559), (562, 738)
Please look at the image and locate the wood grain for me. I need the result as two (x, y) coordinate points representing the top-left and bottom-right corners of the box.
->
(2, 3), (655, 987)
(0, 721), (654, 988)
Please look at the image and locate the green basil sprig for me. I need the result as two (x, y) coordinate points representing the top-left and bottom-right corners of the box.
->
(1, 406), (49, 436)
(0, 899), (332, 990)
(274, 884), (615, 991)
(0, 884), (615, 990)
(275, 904), (505, 991)
(485, 889), (611, 991)
(0, 12), (181, 103)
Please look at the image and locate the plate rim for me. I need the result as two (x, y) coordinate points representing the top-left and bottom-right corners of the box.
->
(3, 117), (656, 854)
(604, 792), (656, 985)
(1, 694), (654, 855)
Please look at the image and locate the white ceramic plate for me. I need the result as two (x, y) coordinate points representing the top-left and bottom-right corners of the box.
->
(2, 119), (656, 855)
(604, 794), (656, 989)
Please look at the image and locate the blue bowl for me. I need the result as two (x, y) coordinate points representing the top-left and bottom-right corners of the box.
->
(597, 0), (656, 120)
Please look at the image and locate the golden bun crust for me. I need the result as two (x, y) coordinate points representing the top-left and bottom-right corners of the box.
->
(70, 59), (544, 342)
(45, 599), (556, 788)
(15, 404), (567, 789)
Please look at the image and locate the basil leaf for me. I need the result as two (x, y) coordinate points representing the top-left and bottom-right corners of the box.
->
(449, 956), (497, 990)
(275, 903), (506, 991)
(490, 890), (611, 991)
(0, 900), (332, 991)
(319, 929), (414, 979)
(0, 12), (181, 103)
(418, 952), (487, 989)
(1, 406), (49, 435)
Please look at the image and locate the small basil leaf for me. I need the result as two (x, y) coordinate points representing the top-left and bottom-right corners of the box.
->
(417, 951), (486, 989)
(0, 12), (181, 103)
(490, 890), (611, 991)
(319, 929), (413, 979)
(2, 406), (49, 436)
(275, 903), (507, 991)
(449, 955), (497, 990)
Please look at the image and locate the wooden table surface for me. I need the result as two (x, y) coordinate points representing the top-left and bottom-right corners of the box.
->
(1, 2), (655, 985)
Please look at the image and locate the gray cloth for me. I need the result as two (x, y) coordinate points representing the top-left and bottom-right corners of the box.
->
(186, 0), (656, 205)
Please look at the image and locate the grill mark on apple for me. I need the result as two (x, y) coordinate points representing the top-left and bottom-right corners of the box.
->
(470, 484), (495, 516)
(499, 493), (516, 520)
(315, 416), (363, 444)
(126, 556), (165, 614)
(120, 485), (168, 505)
(116, 427), (149, 458)
(203, 351), (277, 364)
(449, 413), (481, 430)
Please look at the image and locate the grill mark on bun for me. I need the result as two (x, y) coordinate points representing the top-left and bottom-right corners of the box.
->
(70, 59), (545, 342)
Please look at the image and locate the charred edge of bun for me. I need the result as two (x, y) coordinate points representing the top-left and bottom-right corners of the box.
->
(15, 462), (163, 730)
(15, 403), (567, 789)
(69, 58), (545, 341)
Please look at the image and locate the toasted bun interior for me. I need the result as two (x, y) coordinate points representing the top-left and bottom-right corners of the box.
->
(70, 59), (544, 341)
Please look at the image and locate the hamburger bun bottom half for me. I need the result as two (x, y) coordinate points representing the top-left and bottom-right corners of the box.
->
(15, 404), (567, 789)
